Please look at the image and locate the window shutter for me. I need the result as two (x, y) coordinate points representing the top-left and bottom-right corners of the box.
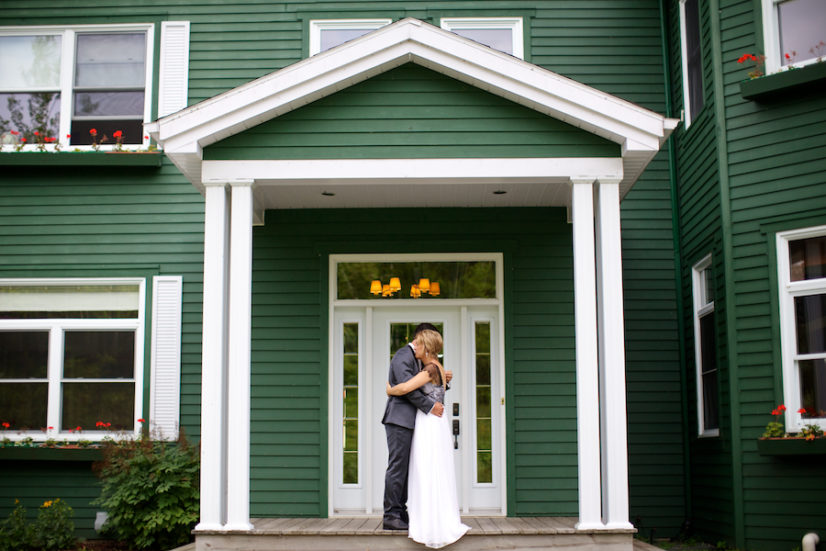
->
(158, 21), (190, 118)
(150, 276), (183, 440)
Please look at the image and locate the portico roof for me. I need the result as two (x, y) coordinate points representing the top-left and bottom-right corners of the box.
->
(146, 17), (677, 210)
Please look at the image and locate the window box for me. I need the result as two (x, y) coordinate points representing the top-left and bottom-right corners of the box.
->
(740, 61), (826, 100)
(0, 446), (103, 462)
(0, 151), (162, 167)
(757, 437), (826, 456)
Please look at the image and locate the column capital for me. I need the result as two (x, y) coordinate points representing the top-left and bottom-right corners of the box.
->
(569, 177), (596, 186)
(595, 178), (622, 186)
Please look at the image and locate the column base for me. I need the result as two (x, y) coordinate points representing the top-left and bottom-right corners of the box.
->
(222, 521), (255, 532)
(194, 521), (225, 531)
(575, 521), (606, 531)
(604, 521), (635, 531)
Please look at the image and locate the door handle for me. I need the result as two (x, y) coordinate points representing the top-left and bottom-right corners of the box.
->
(452, 419), (460, 449)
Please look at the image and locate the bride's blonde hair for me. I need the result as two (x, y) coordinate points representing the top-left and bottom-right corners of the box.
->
(417, 329), (443, 358)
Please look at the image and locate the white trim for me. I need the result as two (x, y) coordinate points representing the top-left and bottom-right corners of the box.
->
(692, 254), (719, 438)
(0, 23), (155, 151)
(203, 158), (623, 186)
(679, 0), (701, 127)
(309, 19), (392, 56)
(147, 18), (676, 193)
(329, 253), (507, 516)
(0, 277), (145, 441)
(440, 17), (524, 59)
(776, 224), (826, 434)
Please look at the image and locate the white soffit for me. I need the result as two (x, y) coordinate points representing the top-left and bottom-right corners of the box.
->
(146, 17), (678, 195)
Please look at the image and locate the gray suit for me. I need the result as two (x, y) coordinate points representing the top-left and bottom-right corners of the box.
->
(382, 343), (435, 524)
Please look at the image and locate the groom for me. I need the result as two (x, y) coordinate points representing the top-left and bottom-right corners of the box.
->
(381, 322), (445, 531)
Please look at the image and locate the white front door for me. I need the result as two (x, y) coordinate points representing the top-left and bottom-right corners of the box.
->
(331, 305), (504, 516)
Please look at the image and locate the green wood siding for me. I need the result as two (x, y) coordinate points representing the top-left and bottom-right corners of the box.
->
(665, 0), (735, 544)
(668, 0), (826, 547)
(3, 0), (684, 537)
(0, 461), (101, 540)
(205, 64), (619, 161)
(0, 163), (206, 535)
(721, 0), (826, 547)
(250, 207), (580, 517)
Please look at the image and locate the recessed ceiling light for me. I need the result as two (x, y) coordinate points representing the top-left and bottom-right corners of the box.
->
(493, 190), (507, 195)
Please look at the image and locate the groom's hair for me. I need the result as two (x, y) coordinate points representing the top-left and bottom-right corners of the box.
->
(413, 322), (440, 337)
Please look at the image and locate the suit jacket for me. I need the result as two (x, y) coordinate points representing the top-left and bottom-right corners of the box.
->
(381, 344), (435, 429)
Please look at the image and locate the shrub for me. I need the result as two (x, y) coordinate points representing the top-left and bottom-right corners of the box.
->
(93, 431), (200, 550)
(32, 499), (76, 551)
(0, 498), (75, 551)
(0, 500), (33, 551)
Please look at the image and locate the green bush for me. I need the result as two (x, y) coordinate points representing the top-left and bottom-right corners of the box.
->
(93, 432), (200, 550)
(0, 498), (76, 551)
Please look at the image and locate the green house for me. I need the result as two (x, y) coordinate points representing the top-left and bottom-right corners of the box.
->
(1, 2), (824, 551)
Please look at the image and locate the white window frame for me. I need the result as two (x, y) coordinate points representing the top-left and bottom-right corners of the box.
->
(777, 225), (826, 433)
(0, 23), (154, 151)
(679, 0), (703, 128)
(692, 254), (719, 437)
(440, 17), (524, 59)
(0, 278), (146, 442)
(308, 19), (392, 56)
(761, 0), (825, 73)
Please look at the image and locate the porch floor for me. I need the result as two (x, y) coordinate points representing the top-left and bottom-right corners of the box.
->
(195, 517), (641, 551)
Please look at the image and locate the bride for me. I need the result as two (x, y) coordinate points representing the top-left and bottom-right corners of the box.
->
(386, 329), (470, 548)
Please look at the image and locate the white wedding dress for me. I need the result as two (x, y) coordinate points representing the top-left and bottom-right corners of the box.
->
(407, 382), (470, 548)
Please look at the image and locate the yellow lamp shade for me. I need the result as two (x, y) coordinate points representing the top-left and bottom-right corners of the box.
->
(370, 280), (382, 295)
(389, 277), (401, 292)
(430, 281), (440, 296)
(382, 284), (392, 297)
(418, 278), (430, 293)
(410, 284), (421, 298)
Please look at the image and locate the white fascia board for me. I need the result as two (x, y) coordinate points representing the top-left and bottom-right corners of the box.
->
(152, 18), (675, 159)
(202, 158), (624, 186)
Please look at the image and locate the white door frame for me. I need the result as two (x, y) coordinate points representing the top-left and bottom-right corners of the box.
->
(328, 253), (507, 516)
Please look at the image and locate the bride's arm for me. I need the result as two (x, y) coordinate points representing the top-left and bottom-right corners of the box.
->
(386, 371), (431, 396)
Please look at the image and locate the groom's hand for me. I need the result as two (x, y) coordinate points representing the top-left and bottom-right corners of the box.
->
(431, 402), (444, 417)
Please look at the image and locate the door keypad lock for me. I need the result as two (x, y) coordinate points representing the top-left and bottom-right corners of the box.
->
(452, 419), (460, 449)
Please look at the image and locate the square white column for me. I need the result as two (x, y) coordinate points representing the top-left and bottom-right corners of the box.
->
(595, 180), (633, 530)
(196, 183), (230, 530)
(571, 179), (603, 530)
(225, 182), (255, 531)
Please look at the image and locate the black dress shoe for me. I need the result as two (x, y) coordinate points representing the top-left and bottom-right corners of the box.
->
(383, 518), (409, 531)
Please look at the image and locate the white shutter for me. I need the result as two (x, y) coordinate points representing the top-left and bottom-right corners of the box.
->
(158, 21), (190, 117)
(150, 275), (183, 440)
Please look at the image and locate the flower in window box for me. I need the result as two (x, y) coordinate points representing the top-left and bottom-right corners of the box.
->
(762, 404), (787, 438)
(737, 53), (766, 79)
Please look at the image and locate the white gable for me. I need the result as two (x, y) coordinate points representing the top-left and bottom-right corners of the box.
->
(146, 18), (677, 202)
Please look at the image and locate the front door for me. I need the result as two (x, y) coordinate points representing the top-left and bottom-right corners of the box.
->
(331, 305), (504, 516)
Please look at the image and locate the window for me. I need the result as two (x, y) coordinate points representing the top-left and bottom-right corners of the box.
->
(440, 17), (524, 59)
(777, 227), (826, 433)
(309, 19), (392, 56)
(692, 255), (719, 436)
(680, 0), (704, 127)
(0, 279), (144, 439)
(0, 276), (182, 441)
(0, 22), (190, 151)
(762, 0), (826, 73)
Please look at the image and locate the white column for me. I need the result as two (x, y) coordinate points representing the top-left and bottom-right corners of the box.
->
(195, 183), (230, 531)
(571, 179), (603, 530)
(595, 180), (634, 530)
(225, 181), (255, 530)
